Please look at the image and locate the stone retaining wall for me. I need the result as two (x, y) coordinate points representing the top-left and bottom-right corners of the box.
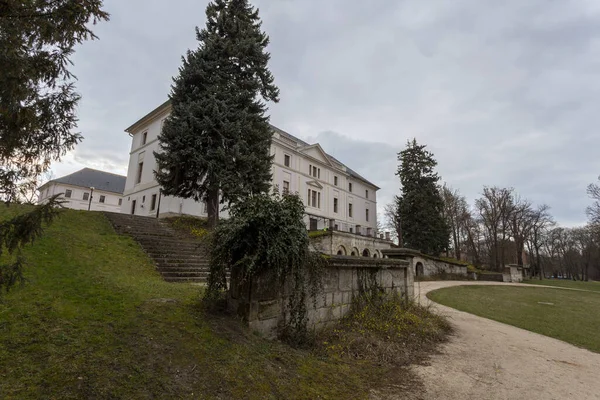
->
(382, 248), (468, 278)
(227, 256), (411, 338)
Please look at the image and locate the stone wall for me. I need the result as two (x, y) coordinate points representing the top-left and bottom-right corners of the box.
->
(504, 265), (524, 283)
(310, 231), (393, 258)
(381, 248), (468, 278)
(476, 272), (504, 282)
(227, 256), (411, 338)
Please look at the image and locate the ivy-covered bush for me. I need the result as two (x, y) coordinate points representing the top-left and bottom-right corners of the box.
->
(206, 192), (324, 340)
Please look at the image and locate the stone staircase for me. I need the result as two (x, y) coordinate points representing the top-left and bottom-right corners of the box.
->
(104, 212), (210, 283)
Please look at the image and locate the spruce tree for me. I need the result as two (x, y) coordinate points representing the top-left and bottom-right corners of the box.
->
(155, 0), (279, 227)
(395, 139), (449, 255)
(0, 1), (108, 294)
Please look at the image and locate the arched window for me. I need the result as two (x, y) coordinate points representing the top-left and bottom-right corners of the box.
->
(416, 262), (424, 277)
(362, 248), (370, 257)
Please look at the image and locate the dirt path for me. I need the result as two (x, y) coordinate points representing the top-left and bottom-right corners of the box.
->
(409, 281), (600, 400)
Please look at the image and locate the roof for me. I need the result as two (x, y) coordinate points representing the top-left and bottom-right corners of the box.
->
(273, 125), (380, 189)
(42, 168), (126, 194)
(125, 100), (380, 189)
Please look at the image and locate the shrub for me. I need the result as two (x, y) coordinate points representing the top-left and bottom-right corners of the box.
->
(206, 192), (324, 342)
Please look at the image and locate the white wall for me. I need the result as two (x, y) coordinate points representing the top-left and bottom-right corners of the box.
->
(38, 183), (123, 213)
(121, 106), (379, 235)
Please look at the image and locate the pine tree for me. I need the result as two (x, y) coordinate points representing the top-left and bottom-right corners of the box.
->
(395, 139), (449, 255)
(155, 0), (279, 227)
(0, 1), (108, 294)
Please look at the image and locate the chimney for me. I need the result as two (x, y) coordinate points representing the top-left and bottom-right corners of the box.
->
(385, 232), (390, 240)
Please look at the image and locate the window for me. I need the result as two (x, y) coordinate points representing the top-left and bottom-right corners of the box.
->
(365, 189), (369, 199)
(150, 194), (157, 211)
(349, 227), (353, 234)
(348, 182), (353, 192)
(142, 131), (147, 145)
(83, 192), (89, 201)
(309, 165), (320, 179)
(283, 180), (290, 194)
(307, 189), (321, 208)
(142, 195), (146, 203)
(334, 176), (338, 186)
(65, 189), (72, 198)
(99, 195), (106, 203)
(333, 198), (338, 213)
(136, 162), (143, 184)
(284, 154), (291, 167)
(118, 199), (122, 206)
(349, 203), (353, 218)
(203, 201), (208, 214)
(366, 208), (369, 222)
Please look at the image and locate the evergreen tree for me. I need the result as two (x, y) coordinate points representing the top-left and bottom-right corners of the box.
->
(0, 1), (108, 293)
(155, 0), (279, 227)
(395, 139), (449, 255)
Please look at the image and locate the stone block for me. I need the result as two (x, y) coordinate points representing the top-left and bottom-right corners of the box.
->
(379, 269), (393, 288)
(341, 291), (352, 305)
(341, 304), (350, 317)
(323, 268), (339, 293)
(338, 268), (353, 291)
(258, 300), (280, 321)
(333, 292), (343, 306)
(331, 306), (342, 320)
(317, 307), (333, 322)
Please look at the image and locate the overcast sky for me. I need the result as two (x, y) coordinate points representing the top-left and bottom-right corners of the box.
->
(54, 0), (600, 226)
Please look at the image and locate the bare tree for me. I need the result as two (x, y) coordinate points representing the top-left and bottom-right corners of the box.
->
(384, 200), (401, 245)
(587, 176), (600, 226)
(442, 185), (470, 260)
(527, 204), (554, 279)
(475, 187), (515, 271)
(510, 196), (534, 267)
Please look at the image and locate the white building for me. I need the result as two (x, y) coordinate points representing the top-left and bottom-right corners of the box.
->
(122, 101), (379, 236)
(38, 168), (126, 213)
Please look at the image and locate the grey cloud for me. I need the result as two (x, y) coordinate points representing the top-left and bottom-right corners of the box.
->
(52, 0), (600, 226)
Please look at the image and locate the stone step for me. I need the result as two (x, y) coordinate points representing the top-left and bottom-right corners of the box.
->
(156, 262), (209, 269)
(156, 265), (210, 272)
(163, 277), (206, 283)
(104, 212), (212, 284)
(144, 251), (204, 259)
(160, 271), (209, 278)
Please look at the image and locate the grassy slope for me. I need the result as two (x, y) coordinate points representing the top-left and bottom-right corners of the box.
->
(428, 285), (600, 353)
(524, 278), (600, 292)
(0, 207), (385, 399)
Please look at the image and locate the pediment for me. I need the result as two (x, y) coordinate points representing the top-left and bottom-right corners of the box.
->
(299, 144), (334, 167)
(306, 180), (323, 189)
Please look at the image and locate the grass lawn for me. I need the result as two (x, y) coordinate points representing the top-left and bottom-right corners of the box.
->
(524, 278), (600, 292)
(0, 207), (396, 399)
(428, 285), (600, 353)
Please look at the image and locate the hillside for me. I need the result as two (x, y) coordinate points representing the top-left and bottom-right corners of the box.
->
(0, 206), (401, 399)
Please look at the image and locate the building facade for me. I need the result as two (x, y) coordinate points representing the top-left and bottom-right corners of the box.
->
(38, 168), (126, 213)
(121, 101), (379, 236)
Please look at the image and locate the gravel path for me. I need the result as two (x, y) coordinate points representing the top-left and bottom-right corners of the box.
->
(409, 281), (600, 400)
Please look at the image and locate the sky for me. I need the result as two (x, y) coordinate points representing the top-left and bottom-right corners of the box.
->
(54, 0), (600, 227)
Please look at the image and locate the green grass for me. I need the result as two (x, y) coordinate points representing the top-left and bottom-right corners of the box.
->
(524, 278), (600, 292)
(428, 285), (600, 352)
(0, 206), (395, 399)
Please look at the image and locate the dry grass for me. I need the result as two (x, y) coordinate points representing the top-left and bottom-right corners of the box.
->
(319, 293), (452, 366)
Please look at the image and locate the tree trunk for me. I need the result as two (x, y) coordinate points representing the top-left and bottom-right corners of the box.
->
(536, 245), (542, 280)
(516, 238), (524, 266)
(206, 186), (220, 228)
